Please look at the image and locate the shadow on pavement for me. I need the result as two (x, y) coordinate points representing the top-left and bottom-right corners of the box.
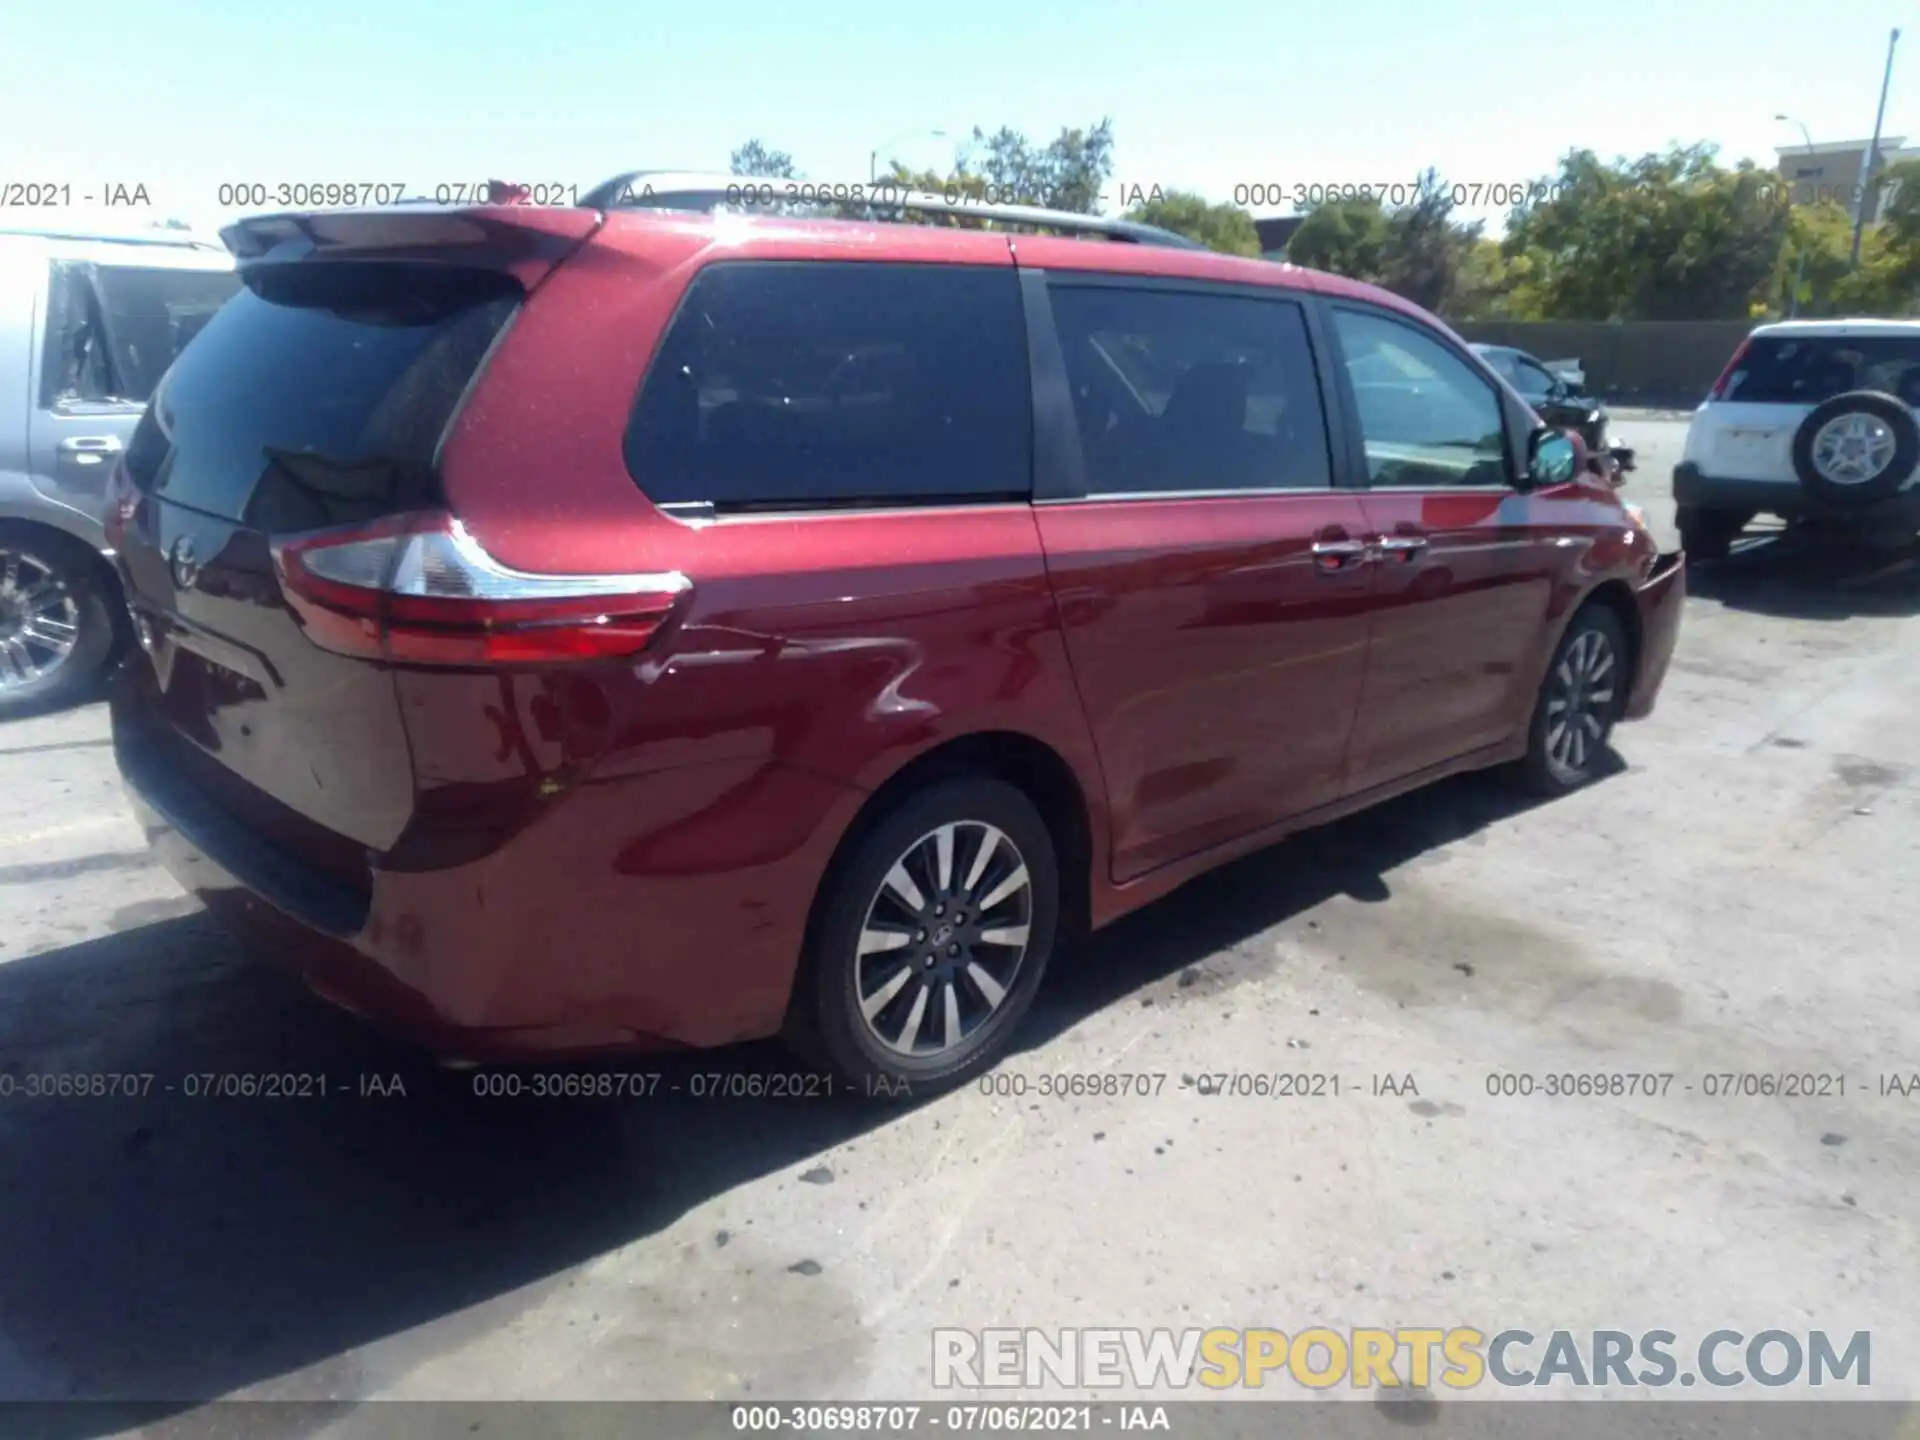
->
(0, 670), (115, 727)
(0, 765), (1564, 1434)
(1021, 767), (1568, 1046)
(1688, 528), (1920, 620)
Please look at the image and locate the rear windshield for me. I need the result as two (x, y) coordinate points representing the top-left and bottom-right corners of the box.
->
(624, 262), (1031, 510)
(126, 264), (518, 532)
(1723, 334), (1920, 406)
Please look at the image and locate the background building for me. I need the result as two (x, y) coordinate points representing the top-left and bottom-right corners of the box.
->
(1775, 137), (1917, 221)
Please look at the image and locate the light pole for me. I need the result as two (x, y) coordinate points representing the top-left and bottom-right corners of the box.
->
(1850, 27), (1901, 270)
(870, 128), (946, 184)
(1775, 114), (1815, 316)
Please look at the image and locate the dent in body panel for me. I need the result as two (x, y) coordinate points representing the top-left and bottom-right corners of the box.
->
(363, 504), (1102, 1045)
(583, 505), (1100, 796)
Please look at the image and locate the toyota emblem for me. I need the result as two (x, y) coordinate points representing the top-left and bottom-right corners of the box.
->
(169, 536), (200, 591)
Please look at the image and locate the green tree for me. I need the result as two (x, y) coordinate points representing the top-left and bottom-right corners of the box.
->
(1378, 169), (1482, 313)
(1286, 196), (1390, 281)
(1502, 144), (1791, 320)
(879, 119), (1118, 232)
(729, 140), (798, 179)
(1776, 200), (1869, 316)
(880, 161), (990, 229)
(1452, 237), (1540, 320)
(967, 119), (1115, 213)
(1851, 157), (1920, 314)
(883, 162), (984, 199)
(1123, 189), (1259, 256)
(1284, 172), (1479, 312)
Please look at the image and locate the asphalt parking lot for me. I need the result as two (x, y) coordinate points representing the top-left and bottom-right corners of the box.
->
(1, 414), (1917, 1426)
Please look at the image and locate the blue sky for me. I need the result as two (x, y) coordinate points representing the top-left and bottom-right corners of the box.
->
(1, 0), (1909, 236)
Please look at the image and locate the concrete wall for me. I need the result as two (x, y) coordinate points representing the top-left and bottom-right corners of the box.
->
(1447, 320), (1756, 408)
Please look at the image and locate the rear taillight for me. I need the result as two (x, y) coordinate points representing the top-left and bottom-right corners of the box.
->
(1708, 338), (1753, 401)
(272, 512), (689, 666)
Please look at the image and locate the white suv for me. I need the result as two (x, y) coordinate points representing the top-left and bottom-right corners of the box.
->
(1674, 319), (1920, 558)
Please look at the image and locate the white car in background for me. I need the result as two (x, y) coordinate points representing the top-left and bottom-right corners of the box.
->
(1673, 319), (1920, 559)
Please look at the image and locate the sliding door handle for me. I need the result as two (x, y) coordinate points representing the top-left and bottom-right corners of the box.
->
(1311, 539), (1371, 572)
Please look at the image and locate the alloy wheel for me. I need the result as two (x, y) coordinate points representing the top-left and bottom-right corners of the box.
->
(0, 549), (81, 692)
(1810, 412), (1897, 488)
(1543, 628), (1618, 783)
(855, 820), (1033, 1058)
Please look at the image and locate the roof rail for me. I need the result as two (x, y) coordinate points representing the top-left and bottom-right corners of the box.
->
(578, 171), (1207, 250)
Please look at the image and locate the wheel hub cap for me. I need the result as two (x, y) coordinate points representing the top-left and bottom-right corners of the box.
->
(0, 549), (81, 691)
(1543, 629), (1618, 781)
(1811, 413), (1897, 486)
(855, 820), (1033, 1058)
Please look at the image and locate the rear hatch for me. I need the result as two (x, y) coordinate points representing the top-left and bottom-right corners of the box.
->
(112, 209), (596, 907)
(1690, 330), (1920, 481)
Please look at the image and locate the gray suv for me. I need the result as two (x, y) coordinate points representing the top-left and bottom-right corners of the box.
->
(0, 224), (239, 714)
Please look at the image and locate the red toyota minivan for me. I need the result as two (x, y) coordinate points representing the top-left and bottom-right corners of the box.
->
(106, 183), (1684, 1088)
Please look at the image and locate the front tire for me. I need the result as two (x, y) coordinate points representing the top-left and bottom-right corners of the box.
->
(0, 525), (118, 719)
(791, 777), (1059, 1091)
(1521, 605), (1629, 797)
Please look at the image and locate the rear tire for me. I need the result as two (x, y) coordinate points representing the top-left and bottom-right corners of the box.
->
(1675, 505), (1747, 562)
(789, 776), (1059, 1092)
(0, 524), (118, 719)
(1521, 605), (1629, 797)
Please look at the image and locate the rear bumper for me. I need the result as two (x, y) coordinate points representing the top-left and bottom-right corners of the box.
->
(1624, 550), (1685, 721)
(113, 685), (865, 1061)
(1673, 462), (1920, 525)
(117, 719), (371, 939)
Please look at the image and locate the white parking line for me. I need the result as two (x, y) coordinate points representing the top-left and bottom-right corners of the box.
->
(0, 816), (130, 851)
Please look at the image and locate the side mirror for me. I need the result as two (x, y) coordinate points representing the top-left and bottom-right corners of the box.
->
(1527, 428), (1579, 488)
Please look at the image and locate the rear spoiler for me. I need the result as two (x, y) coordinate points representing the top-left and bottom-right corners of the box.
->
(218, 206), (602, 291)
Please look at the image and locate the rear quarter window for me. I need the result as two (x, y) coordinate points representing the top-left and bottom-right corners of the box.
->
(624, 262), (1032, 510)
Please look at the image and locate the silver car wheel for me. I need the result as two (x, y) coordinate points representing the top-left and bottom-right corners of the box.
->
(1543, 627), (1618, 783)
(855, 820), (1033, 1058)
(1810, 412), (1897, 487)
(0, 548), (82, 692)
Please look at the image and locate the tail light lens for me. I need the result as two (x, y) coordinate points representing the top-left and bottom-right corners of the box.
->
(272, 511), (689, 666)
(1708, 338), (1753, 401)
